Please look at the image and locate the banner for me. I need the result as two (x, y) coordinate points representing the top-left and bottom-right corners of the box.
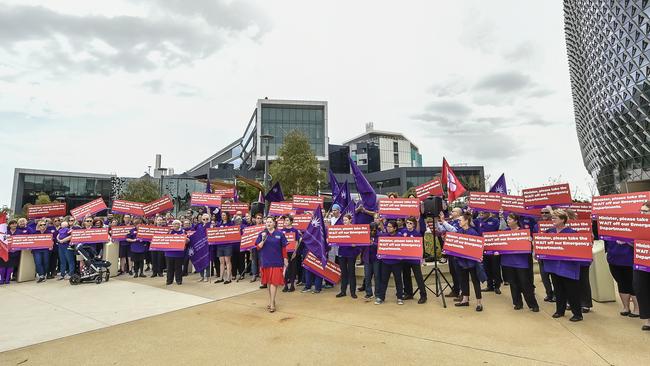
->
(533, 233), (593, 262)
(292, 195), (324, 211)
(442, 232), (484, 262)
(190, 193), (222, 208)
(188, 228), (209, 272)
(326, 224), (371, 246)
(8, 234), (53, 251)
(568, 202), (592, 220)
(415, 178), (443, 200)
(482, 229), (531, 255)
(522, 184), (572, 209)
(592, 192), (650, 217)
(268, 201), (294, 216)
(468, 192), (502, 213)
(538, 219), (593, 234)
(501, 195), (540, 217)
(597, 214), (650, 242)
(212, 188), (235, 198)
(110, 226), (134, 241)
(302, 251), (341, 284)
(71, 228), (110, 245)
(285, 232), (297, 252)
(142, 196), (174, 217)
(27, 203), (67, 219)
(634, 240), (650, 272)
(207, 226), (241, 245)
(240, 225), (265, 251)
(110, 200), (145, 216)
(377, 236), (423, 261)
(293, 213), (312, 231)
(70, 198), (108, 220)
(150, 234), (187, 252)
(136, 225), (170, 241)
(378, 198), (420, 218)
(221, 203), (250, 215)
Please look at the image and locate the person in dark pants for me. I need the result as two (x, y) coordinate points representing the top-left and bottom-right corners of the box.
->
(127, 217), (146, 277)
(165, 220), (188, 285)
(30, 220), (51, 282)
(501, 213), (539, 312)
(400, 217), (427, 304)
(282, 215), (302, 292)
(375, 221), (404, 305)
(336, 214), (360, 298)
(46, 217), (61, 279)
(181, 219), (194, 276)
(363, 222), (381, 301)
(150, 216), (166, 278)
(117, 214), (133, 276)
(453, 213), (485, 312)
(536, 207), (555, 302)
(605, 239), (638, 316)
(633, 201), (650, 331)
(437, 210), (462, 299)
(477, 212), (502, 294)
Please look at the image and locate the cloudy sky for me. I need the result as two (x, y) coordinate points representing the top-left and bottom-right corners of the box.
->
(0, 0), (594, 208)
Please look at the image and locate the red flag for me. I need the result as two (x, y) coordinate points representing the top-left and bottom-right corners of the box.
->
(0, 212), (8, 262)
(442, 158), (466, 202)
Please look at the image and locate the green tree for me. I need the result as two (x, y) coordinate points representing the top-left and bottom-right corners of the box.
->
(35, 192), (52, 205)
(237, 183), (261, 203)
(120, 178), (161, 203)
(269, 130), (325, 198)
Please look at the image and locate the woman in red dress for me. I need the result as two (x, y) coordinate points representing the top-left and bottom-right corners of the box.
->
(255, 217), (288, 313)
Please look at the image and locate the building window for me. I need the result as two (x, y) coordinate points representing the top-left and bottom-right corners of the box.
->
(394, 153), (399, 164)
(393, 141), (399, 152)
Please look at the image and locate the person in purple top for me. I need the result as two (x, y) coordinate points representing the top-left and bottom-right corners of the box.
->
(604, 238), (638, 317)
(117, 214), (133, 276)
(362, 222), (381, 301)
(400, 217), (427, 304)
(195, 213), (213, 282)
(282, 215), (302, 293)
(166, 220), (188, 285)
(255, 216), (288, 313)
(634, 202), (650, 331)
(543, 209), (583, 321)
(477, 212), (502, 294)
(375, 221), (405, 305)
(453, 212), (485, 312)
(501, 213), (539, 312)
(536, 207), (555, 302)
(215, 211), (234, 285)
(336, 214), (360, 299)
(30, 220), (51, 283)
(56, 221), (74, 280)
(127, 217), (146, 278)
(1, 220), (19, 284)
(46, 217), (61, 279)
(181, 219), (194, 276)
(148, 216), (166, 278)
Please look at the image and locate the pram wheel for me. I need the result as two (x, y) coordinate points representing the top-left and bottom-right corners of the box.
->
(70, 274), (81, 285)
(95, 275), (103, 284)
(105, 270), (110, 283)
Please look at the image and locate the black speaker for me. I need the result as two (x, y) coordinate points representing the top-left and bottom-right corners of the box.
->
(422, 196), (443, 217)
(250, 202), (265, 217)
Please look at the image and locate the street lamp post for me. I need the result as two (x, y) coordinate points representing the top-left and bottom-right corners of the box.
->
(261, 134), (274, 189)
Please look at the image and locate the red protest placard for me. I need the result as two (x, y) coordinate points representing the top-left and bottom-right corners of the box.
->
(0, 239), (8, 261)
(27, 203), (67, 219)
(293, 213), (312, 231)
(71, 228), (110, 245)
(482, 229), (531, 255)
(150, 234), (187, 252)
(501, 195), (540, 217)
(285, 232), (297, 252)
(377, 236), (423, 261)
(268, 201), (294, 216)
(415, 178), (443, 200)
(70, 198), (108, 220)
(207, 226), (241, 245)
(302, 251), (341, 284)
(468, 192), (502, 213)
(533, 233), (593, 262)
(592, 192), (650, 216)
(110, 226), (134, 241)
(212, 188), (235, 198)
(221, 203), (249, 215)
(597, 214), (650, 242)
(443, 232), (484, 262)
(634, 240), (650, 272)
(538, 219), (593, 234)
(327, 224), (371, 246)
(292, 195), (324, 211)
(378, 198), (421, 218)
(136, 225), (170, 241)
(240, 225), (265, 251)
(7, 234), (53, 251)
(568, 202), (592, 220)
(111, 200), (145, 216)
(190, 193), (222, 208)
(522, 184), (572, 209)
(142, 196), (174, 217)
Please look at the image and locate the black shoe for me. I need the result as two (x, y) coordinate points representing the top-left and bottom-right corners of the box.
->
(620, 310), (631, 316)
(629, 313), (640, 318)
(403, 295), (414, 300)
(543, 295), (555, 302)
(418, 298), (427, 304)
(260, 284), (267, 289)
(581, 307), (590, 313)
(455, 302), (469, 307)
(481, 287), (494, 292)
(642, 325), (650, 331)
(494, 288), (502, 295)
(445, 291), (459, 298)
(531, 307), (540, 313)
(224, 280), (231, 284)
(289, 285), (295, 292)
(357, 286), (365, 292)
(36, 277), (45, 283)
(214, 279), (224, 283)
(176, 282), (182, 285)
(150, 274), (157, 278)
(552, 313), (564, 318)
(139, 272), (145, 277)
(117, 271), (124, 276)
(351, 293), (358, 299)
(166, 282), (172, 285)
(46, 274), (54, 279)
(476, 305), (483, 312)
(514, 304), (523, 310)
(282, 287), (289, 293)
(128, 271), (133, 275)
(145, 266), (151, 272)
(336, 293), (346, 298)
(569, 315), (583, 322)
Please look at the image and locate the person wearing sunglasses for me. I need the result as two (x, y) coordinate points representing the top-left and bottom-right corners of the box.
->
(31, 220), (51, 283)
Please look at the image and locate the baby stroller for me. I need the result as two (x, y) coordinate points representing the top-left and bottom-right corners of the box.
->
(69, 243), (111, 285)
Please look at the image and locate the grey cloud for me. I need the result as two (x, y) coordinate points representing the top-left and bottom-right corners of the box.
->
(426, 100), (472, 116)
(142, 79), (164, 94)
(504, 42), (535, 62)
(475, 71), (533, 93)
(141, 79), (201, 97)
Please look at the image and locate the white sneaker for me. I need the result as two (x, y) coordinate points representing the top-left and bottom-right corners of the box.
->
(397, 299), (404, 305)
(374, 298), (384, 305)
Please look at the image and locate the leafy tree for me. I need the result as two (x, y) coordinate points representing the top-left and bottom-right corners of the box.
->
(119, 178), (161, 203)
(35, 192), (52, 205)
(237, 183), (260, 203)
(269, 130), (325, 198)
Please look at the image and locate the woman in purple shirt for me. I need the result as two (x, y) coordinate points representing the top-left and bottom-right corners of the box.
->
(634, 202), (650, 331)
(363, 222), (381, 301)
(0, 220), (19, 284)
(501, 213), (539, 312)
(375, 221), (405, 305)
(400, 217), (427, 304)
(31, 220), (51, 283)
(282, 215), (302, 293)
(543, 209), (583, 321)
(453, 212), (484, 312)
(215, 211), (234, 285)
(255, 217), (288, 313)
(336, 214), (360, 299)
(127, 217), (146, 278)
(166, 220), (188, 285)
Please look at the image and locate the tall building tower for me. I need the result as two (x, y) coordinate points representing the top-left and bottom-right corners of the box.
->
(565, 0), (650, 194)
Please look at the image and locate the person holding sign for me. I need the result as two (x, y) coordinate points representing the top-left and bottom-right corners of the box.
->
(375, 221), (405, 306)
(400, 217), (427, 304)
(478, 212), (502, 295)
(634, 202), (650, 331)
(166, 220), (189, 285)
(543, 210), (583, 322)
(453, 213), (485, 312)
(31, 220), (51, 283)
(605, 237), (639, 318)
(0, 220), (19, 284)
(117, 214), (133, 276)
(150, 217), (166, 278)
(56, 221), (74, 280)
(501, 213), (539, 312)
(336, 214), (360, 299)
(127, 217), (146, 278)
(255, 217), (288, 313)
(215, 211), (235, 285)
(282, 215), (302, 293)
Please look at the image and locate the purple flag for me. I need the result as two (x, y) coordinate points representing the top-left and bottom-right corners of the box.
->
(489, 173), (508, 194)
(328, 170), (340, 199)
(264, 182), (285, 203)
(332, 180), (350, 209)
(349, 157), (378, 212)
(188, 226), (209, 272)
(302, 205), (328, 267)
(335, 200), (356, 225)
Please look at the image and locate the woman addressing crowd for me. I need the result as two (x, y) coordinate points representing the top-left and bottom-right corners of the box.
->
(255, 216), (288, 313)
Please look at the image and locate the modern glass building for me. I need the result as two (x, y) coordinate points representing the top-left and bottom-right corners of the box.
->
(565, 0), (650, 194)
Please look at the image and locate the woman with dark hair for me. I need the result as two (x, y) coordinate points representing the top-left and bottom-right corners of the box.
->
(452, 212), (485, 312)
(634, 202), (650, 331)
(336, 214), (360, 299)
(363, 222), (381, 301)
(501, 213), (539, 312)
(31, 219), (51, 283)
(150, 216), (166, 278)
(215, 211), (234, 285)
(127, 217), (146, 278)
(92, 217), (105, 256)
(375, 221), (405, 305)
(282, 215), (302, 292)
(0, 220), (19, 284)
(400, 216), (427, 304)
(256, 216), (288, 313)
(117, 214), (133, 276)
(166, 220), (188, 285)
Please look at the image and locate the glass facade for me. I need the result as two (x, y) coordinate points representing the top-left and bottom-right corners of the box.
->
(19, 173), (113, 213)
(160, 176), (206, 213)
(565, 0), (650, 194)
(260, 104), (326, 157)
